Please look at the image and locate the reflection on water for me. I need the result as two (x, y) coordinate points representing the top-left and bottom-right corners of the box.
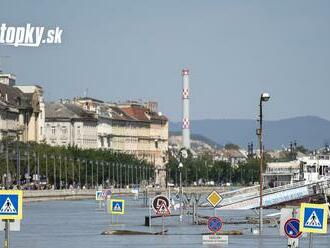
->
(3, 195), (329, 248)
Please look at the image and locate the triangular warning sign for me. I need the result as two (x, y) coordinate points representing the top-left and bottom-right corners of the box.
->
(113, 203), (122, 211)
(0, 197), (17, 214)
(156, 202), (170, 216)
(305, 211), (322, 227)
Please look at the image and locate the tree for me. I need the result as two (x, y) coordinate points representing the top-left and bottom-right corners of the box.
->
(224, 143), (240, 150)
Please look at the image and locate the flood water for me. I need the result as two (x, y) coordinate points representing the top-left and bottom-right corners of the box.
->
(3, 195), (330, 247)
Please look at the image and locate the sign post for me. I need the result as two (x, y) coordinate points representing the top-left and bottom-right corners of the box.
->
(0, 190), (23, 248)
(299, 203), (328, 248)
(152, 195), (170, 235)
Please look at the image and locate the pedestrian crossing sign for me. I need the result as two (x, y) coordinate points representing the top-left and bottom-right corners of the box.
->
(299, 203), (328, 234)
(109, 199), (125, 215)
(0, 190), (23, 220)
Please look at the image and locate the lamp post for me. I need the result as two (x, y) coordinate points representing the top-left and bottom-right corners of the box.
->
(256, 92), (270, 234)
(59, 156), (62, 189)
(52, 155), (56, 189)
(77, 159), (81, 188)
(179, 162), (183, 222)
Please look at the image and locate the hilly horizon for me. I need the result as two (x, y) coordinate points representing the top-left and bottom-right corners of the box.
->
(170, 116), (330, 150)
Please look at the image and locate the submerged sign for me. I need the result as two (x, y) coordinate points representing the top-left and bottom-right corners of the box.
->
(299, 203), (328, 234)
(0, 190), (23, 220)
(109, 199), (125, 215)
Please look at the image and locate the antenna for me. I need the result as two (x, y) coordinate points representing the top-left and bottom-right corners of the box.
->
(84, 88), (89, 98)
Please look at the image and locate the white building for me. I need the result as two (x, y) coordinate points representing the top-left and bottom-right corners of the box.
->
(44, 102), (98, 148)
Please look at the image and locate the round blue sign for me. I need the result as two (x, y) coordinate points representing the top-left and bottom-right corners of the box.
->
(207, 217), (223, 233)
(284, 218), (302, 239)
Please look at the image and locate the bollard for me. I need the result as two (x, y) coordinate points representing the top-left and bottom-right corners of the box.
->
(145, 216), (150, 226)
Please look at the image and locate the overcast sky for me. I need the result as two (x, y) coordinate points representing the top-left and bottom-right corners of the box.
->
(0, 0), (329, 122)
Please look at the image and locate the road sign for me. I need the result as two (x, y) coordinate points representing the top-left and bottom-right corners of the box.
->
(287, 238), (299, 248)
(202, 235), (228, 245)
(207, 216), (223, 233)
(152, 195), (170, 214)
(155, 201), (171, 216)
(0, 220), (20, 232)
(95, 191), (105, 201)
(0, 190), (23, 220)
(284, 218), (302, 239)
(207, 191), (222, 208)
(109, 199), (125, 215)
(299, 203), (328, 234)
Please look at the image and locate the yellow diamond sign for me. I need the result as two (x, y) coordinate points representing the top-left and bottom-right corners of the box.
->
(207, 191), (222, 207)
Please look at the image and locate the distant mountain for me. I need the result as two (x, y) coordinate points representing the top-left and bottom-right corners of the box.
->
(169, 131), (222, 148)
(170, 116), (330, 149)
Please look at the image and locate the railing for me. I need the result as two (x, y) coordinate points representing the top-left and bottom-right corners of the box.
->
(218, 177), (330, 208)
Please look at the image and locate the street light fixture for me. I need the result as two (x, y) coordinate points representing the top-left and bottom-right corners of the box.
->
(257, 92), (270, 235)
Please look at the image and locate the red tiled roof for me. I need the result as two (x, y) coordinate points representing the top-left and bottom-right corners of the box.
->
(120, 106), (150, 121)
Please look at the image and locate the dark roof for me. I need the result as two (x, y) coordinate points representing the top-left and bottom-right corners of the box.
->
(0, 83), (23, 107)
(45, 102), (96, 121)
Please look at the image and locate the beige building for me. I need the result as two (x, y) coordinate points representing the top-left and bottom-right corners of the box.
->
(45, 98), (169, 186)
(0, 72), (45, 142)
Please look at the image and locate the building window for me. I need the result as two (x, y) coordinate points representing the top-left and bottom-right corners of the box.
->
(77, 126), (81, 135)
(62, 126), (67, 135)
(51, 126), (56, 135)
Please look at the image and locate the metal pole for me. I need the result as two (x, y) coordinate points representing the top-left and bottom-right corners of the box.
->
(65, 157), (68, 189)
(180, 168), (183, 222)
(85, 160), (87, 188)
(53, 155), (56, 189)
(6, 139), (9, 189)
(112, 162), (115, 186)
(131, 165), (134, 186)
(91, 161), (94, 188)
(107, 162), (110, 187)
(45, 154), (48, 185)
(116, 163), (119, 188)
(102, 162), (104, 187)
(4, 220), (9, 248)
(308, 233), (313, 248)
(72, 158), (75, 187)
(259, 99), (263, 234)
(78, 159), (81, 188)
(37, 154), (40, 187)
(120, 164), (122, 188)
(16, 138), (20, 188)
(96, 161), (99, 188)
(127, 165), (130, 187)
(59, 156), (62, 189)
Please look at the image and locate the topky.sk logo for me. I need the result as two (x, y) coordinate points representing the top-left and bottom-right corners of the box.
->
(0, 23), (63, 47)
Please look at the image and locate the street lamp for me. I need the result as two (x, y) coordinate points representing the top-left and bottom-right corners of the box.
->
(179, 162), (183, 222)
(256, 92), (270, 234)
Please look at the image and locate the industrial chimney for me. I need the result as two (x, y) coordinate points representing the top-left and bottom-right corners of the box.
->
(182, 68), (191, 149)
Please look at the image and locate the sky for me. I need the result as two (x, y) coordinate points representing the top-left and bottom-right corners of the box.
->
(0, 0), (329, 122)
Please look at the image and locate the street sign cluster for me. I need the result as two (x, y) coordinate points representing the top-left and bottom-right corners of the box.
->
(282, 202), (329, 248)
